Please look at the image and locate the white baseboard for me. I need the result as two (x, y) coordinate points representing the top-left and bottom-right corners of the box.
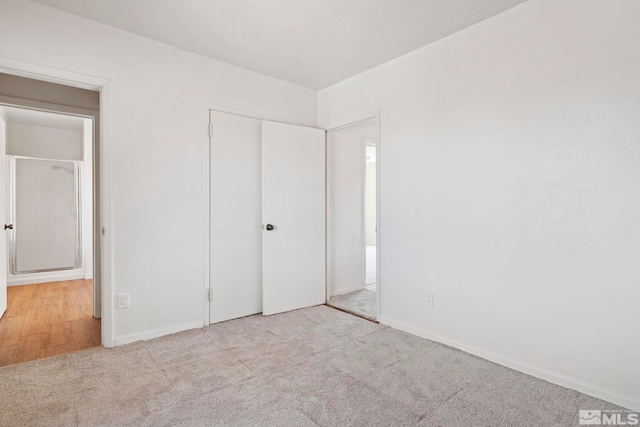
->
(378, 315), (640, 412)
(8, 269), (87, 286)
(331, 285), (367, 297)
(111, 321), (205, 347)
(85, 273), (93, 280)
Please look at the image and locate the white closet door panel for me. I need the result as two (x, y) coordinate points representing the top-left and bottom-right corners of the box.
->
(209, 111), (262, 324)
(262, 121), (326, 316)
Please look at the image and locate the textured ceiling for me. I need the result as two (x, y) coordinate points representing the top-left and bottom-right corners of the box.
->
(28, 0), (527, 89)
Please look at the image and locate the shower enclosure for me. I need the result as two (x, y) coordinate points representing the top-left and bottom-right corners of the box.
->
(8, 156), (82, 275)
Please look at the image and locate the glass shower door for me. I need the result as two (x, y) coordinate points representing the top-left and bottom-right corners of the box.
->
(11, 157), (81, 274)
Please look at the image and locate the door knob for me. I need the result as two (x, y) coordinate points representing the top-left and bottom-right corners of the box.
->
(4, 224), (13, 230)
(265, 224), (275, 231)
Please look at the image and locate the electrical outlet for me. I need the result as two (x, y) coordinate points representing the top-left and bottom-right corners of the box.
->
(117, 293), (130, 309)
(425, 291), (434, 308)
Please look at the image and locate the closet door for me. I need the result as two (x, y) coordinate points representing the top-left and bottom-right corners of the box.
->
(262, 121), (326, 316)
(209, 110), (262, 323)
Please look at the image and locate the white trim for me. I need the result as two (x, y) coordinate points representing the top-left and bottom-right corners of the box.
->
(361, 139), (367, 294)
(202, 106), (211, 326)
(112, 321), (205, 346)
(0, 57), (114, 348)
(325, 129), (330, 304)
(8, 269), (86, 286)
(99, 81), (113, 346)
(379, 315), (640, 412)
(325, 110), (379, 132)
(374, 111), (381, 321)
(85, 273), (93, 280)
(330, 284), (367, 297)
(0, 58), (108, 91)
(207, 103), (318, 129)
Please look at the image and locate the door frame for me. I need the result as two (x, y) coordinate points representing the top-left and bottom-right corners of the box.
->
(0, 57), (114, 347)
(324, 110), (381, 320)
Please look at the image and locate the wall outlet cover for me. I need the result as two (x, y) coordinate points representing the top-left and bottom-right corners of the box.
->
(425, 291), (434, 307)
(117, 292), (130, 309)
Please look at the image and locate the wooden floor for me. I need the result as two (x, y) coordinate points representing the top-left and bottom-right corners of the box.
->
(0, 279), (100, 367)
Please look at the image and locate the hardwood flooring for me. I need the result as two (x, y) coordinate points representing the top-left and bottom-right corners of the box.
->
(0, 279), (100, 366)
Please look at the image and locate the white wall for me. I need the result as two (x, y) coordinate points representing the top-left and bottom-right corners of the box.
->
(318, 0), (640, 411)
(7, 122), (82, 160)
(0, 0), (317, 342)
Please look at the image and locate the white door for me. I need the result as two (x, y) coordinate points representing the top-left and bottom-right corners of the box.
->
(0, 116), (7, 318)
(209, 110), (263, 323)
(262, 121), (326, 316)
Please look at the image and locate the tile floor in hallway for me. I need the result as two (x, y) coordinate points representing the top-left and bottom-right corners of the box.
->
(0, 279), (101, 366)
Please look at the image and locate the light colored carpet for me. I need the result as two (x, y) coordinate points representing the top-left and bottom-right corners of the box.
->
(366, 244), (376, 285)
(328, 289), (377, 321)
(0, 305), (624, 426)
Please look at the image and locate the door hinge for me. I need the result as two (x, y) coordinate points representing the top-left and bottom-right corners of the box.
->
(208, 288), (213, 302)
(208, 122), (213, 137)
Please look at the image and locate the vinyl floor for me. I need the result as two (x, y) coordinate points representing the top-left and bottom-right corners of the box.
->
(0, 279), (101, 367)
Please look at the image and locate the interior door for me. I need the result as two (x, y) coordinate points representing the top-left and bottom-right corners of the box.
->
(209, 110), (263, 323)
(262, 121), (326, 316)
(0, 116), (7, 318)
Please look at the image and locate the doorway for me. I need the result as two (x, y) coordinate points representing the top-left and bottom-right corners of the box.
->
(364, 140), (377, 293)
(326, 119), (379, 321)
(0, 104), (100, 365)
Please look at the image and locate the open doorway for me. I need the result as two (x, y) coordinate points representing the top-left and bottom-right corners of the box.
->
(326, 119), (378, 321)
(0, 105), (99, 365)
(364, 140), (377, 294)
